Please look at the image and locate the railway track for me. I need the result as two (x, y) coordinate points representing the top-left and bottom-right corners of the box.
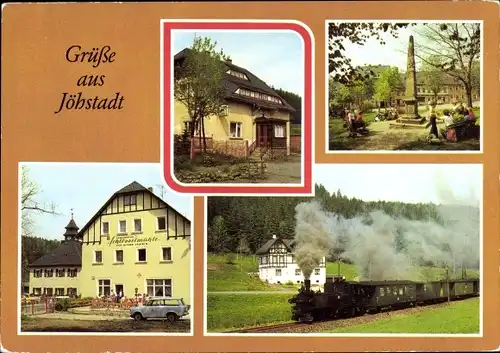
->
(230, 322), (304, 333)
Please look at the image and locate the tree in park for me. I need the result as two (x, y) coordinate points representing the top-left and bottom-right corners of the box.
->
(328, 22), (410, 85)
(174, 36), (230, 155)
(420, 55), (445, 102)
(412, 23), (481, 107)
(373, 67), (404, 106)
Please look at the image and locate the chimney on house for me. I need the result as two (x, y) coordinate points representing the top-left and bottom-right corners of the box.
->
(226, 58), (232, 64)
(148, 187), (153, 192)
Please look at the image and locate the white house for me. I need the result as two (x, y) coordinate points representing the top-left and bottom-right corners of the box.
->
(256, 235), (326, 285)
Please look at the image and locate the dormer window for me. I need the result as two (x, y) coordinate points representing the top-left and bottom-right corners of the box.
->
(227, 69), (248, 80)
(234, 88), (283, 104)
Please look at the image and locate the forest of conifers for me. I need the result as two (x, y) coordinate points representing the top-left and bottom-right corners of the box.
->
(207, 184), (445, 257)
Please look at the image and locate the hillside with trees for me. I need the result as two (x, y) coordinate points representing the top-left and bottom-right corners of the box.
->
(274, 88), (302, 125)
(207, 183), (446, 257)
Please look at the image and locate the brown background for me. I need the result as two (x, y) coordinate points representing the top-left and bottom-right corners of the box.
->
(2, 1), (499, 352)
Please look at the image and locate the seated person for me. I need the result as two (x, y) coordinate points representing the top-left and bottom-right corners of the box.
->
(354, 110), (366, 129)
(440, 110), (456, 138)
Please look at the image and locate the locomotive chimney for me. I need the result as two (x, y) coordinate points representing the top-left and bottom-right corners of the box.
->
(304, 279), (311, 291)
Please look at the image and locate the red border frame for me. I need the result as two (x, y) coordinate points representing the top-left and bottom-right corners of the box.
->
(163, 21), (313, 194)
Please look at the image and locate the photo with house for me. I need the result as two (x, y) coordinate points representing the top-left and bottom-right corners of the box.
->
(205, 164), (481, 334)
(327, 21), (481, 151)
(20, 163), (193, 333)
(171, 30), (304, 184)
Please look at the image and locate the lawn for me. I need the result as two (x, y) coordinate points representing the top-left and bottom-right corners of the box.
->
(206, 293), (293, 332)
(325, 298), (480, 334)
(207, 253), (280, 292)
(329, 107), (481, 151)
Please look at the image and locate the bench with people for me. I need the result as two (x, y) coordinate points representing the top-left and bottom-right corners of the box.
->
(428, 103), (478, 142)
(343, 108), (369, 137)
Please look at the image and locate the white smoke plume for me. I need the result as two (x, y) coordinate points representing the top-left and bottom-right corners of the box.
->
(294, 171), (480, 281)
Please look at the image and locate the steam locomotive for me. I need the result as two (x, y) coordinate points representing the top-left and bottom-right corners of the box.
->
(289, 276), (480, 323)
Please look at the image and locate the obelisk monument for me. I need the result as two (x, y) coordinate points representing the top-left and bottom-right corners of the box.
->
(393, 35), (426, 127)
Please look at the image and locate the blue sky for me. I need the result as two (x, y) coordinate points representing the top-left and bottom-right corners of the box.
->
(172, 30), (304, 96)
(315, 164), (482, 207)
(22, 163), (193, 240)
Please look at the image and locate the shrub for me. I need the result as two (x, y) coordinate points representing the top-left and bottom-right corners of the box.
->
(226, 253), (237, 264)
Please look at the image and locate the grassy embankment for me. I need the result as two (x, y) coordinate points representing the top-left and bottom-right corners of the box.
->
(326, 298), (479, 334)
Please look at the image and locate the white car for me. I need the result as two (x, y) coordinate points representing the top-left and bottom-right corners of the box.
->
(130, 297), (190, 322)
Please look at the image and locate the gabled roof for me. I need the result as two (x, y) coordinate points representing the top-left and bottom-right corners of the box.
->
(78, 181), (190, 237)
(174, 48), (295, 113)
(28, 239), (82, 268)
(255, 237), (295, 255)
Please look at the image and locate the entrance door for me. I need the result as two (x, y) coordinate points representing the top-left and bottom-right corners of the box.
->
(115, 284), (124, 297)
(257, 124), (268, 147)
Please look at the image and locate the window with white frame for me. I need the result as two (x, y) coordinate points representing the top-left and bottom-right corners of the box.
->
(275, 269), (282, 276)
(94, 250), (103, 264)
(146, 279), (172, 297)
(44, 269), (54, 277)
(98, 279), (111, 297)
(157, 216), (166, 231)
(134, 218), (142, 232)
(102, 221), (110, 235)
(162, 247), (172, 261)
(34, 269), (43, 278)
(68, 268), (78, 277)
(55, 288), (65, 296)
(118, 220), (127, 234)
(115, 250), (124, 263)
(229, 122), (242, 138)
(137, 248), (147, 262)
(33, 287), (42, 295)
(314, 268), (320, 275)
(44, 287), (54, 296)
(295, 269), (301, 276)
(56, 269), (65, 277)
(274, 125), (285, 138)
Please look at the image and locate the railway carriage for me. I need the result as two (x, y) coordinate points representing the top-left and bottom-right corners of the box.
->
(290, 275), (480, 323)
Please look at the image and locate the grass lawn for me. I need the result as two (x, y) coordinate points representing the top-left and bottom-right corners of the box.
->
(206, 293), (293, 332)
(325, 298), (479, 334)
(207, 253), (280, 292)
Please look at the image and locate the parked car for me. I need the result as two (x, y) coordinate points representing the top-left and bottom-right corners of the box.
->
(129, 297), (190, 322)
(21, 294), (40, 303)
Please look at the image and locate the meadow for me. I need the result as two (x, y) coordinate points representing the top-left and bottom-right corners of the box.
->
(325, 298), (480, 334)
(206, 293), (293, 332)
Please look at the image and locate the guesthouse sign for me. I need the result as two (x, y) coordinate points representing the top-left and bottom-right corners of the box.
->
(108, 235), (160, 247)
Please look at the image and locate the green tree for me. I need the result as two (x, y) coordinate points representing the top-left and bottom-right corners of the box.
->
(174, 36), (230, 155)
(374, 67), (404, 105)
(207, 215), (230, 253)
(413, 23), (481, 107)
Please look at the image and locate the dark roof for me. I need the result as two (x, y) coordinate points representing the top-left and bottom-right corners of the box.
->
(29, 239), (82, 268)
(352, 280), (418, 286)
(115, 181), (148, 194)
(174, 48), (295, 113)
(255, 237), (295, 255)
(78, 181), (190, 237)
(63, 218), (80, 239)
